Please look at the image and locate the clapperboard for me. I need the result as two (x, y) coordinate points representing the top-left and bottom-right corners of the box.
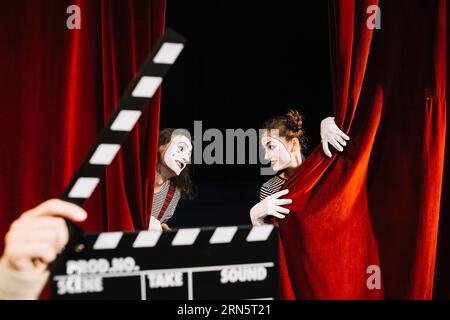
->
(50, 29), (279, 300)
(50, 225), (278, 300)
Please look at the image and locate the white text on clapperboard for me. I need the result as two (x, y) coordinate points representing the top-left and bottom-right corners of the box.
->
(56, 257), (269, 295)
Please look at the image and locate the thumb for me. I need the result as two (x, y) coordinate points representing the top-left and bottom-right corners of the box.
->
(26, 199), (87, 222)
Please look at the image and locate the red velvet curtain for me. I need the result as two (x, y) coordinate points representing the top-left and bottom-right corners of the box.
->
(278, 0), (446, 299)
(0, 0), (165, 252)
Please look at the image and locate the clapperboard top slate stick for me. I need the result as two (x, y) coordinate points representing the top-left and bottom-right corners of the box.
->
(55, 29), (186, 249)
(90, 225), (276, 250)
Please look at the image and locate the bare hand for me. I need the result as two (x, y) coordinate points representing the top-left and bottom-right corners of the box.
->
(2, 199), (87, 273)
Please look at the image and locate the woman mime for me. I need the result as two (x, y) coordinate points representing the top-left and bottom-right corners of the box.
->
(250, 110), (349, 225)
(149, 128), (194, 231)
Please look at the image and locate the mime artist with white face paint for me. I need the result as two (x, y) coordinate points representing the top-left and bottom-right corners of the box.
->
(250, 110), (349, 226)
(149, 128), (194, 231)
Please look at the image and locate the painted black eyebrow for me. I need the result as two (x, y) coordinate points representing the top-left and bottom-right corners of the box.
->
(178, 142), (192, 149)
(177, 142), (193, 156)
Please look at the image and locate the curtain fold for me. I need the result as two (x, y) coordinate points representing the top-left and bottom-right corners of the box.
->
(278, 0), (446, 299)
(0, 0), (166, 254)
(99, 0), (165, 232)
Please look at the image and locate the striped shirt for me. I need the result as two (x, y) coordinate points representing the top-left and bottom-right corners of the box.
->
(260, 175), (288, 201)
(151, 180), (181, 224)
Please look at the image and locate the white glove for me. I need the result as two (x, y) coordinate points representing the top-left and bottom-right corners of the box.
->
(250, 189), (292, 226)
(320, 117), (350, 158)
(149, 216), (163, 231)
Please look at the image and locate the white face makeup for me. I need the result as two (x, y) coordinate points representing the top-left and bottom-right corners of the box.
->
(163, 134), (192, 176)
(262, 134), (292, 172)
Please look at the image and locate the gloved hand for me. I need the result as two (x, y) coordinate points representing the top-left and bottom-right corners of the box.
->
(250, 189), (292, 226)
(320, 117), (350, 158)
(149, 216), (163, 231)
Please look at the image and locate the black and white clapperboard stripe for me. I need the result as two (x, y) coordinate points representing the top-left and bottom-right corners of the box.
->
(50, 29), (279, 300)
(51, 225), (278, 300)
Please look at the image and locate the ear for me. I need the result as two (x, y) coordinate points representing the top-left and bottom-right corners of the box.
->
(159, 143), (169, 159)
(291, 137), (300, 150)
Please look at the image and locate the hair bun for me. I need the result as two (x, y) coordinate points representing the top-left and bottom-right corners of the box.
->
(285, 109), (303, 134)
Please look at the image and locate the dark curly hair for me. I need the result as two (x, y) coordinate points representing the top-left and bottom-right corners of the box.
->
(158, 128), (195, 200)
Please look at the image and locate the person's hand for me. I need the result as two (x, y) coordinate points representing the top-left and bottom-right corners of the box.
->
(320, 117), (350, 158)
(250, 189), (292, 226)
(1, 199), (87, 274)
(149, 216), (163, 231)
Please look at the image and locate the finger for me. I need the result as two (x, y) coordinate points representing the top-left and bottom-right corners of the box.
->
(272, 189), (289, 199)
(20, 242), (58, 264)
(273, 205), (290, 214)
(8, 216), (66, 239)
(34, 224), (68, 252)
(328, 137), (344, 152)
(335, 128), (350, 141)
(26, 199), (87, 222)
(22, 229), (62, 252)
(274, 198), (292, 206)
(10, 219), (68, 252)
(334, 134), (347, 147)
(19, 216), (67, 239)
(268, 211), (286, 220)
(322, 140), (332, 158)
(20, 216), (67, 230)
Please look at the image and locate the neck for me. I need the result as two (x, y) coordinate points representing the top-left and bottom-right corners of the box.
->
(155, 173), (166, 189)
(155, 165), (172, 189)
